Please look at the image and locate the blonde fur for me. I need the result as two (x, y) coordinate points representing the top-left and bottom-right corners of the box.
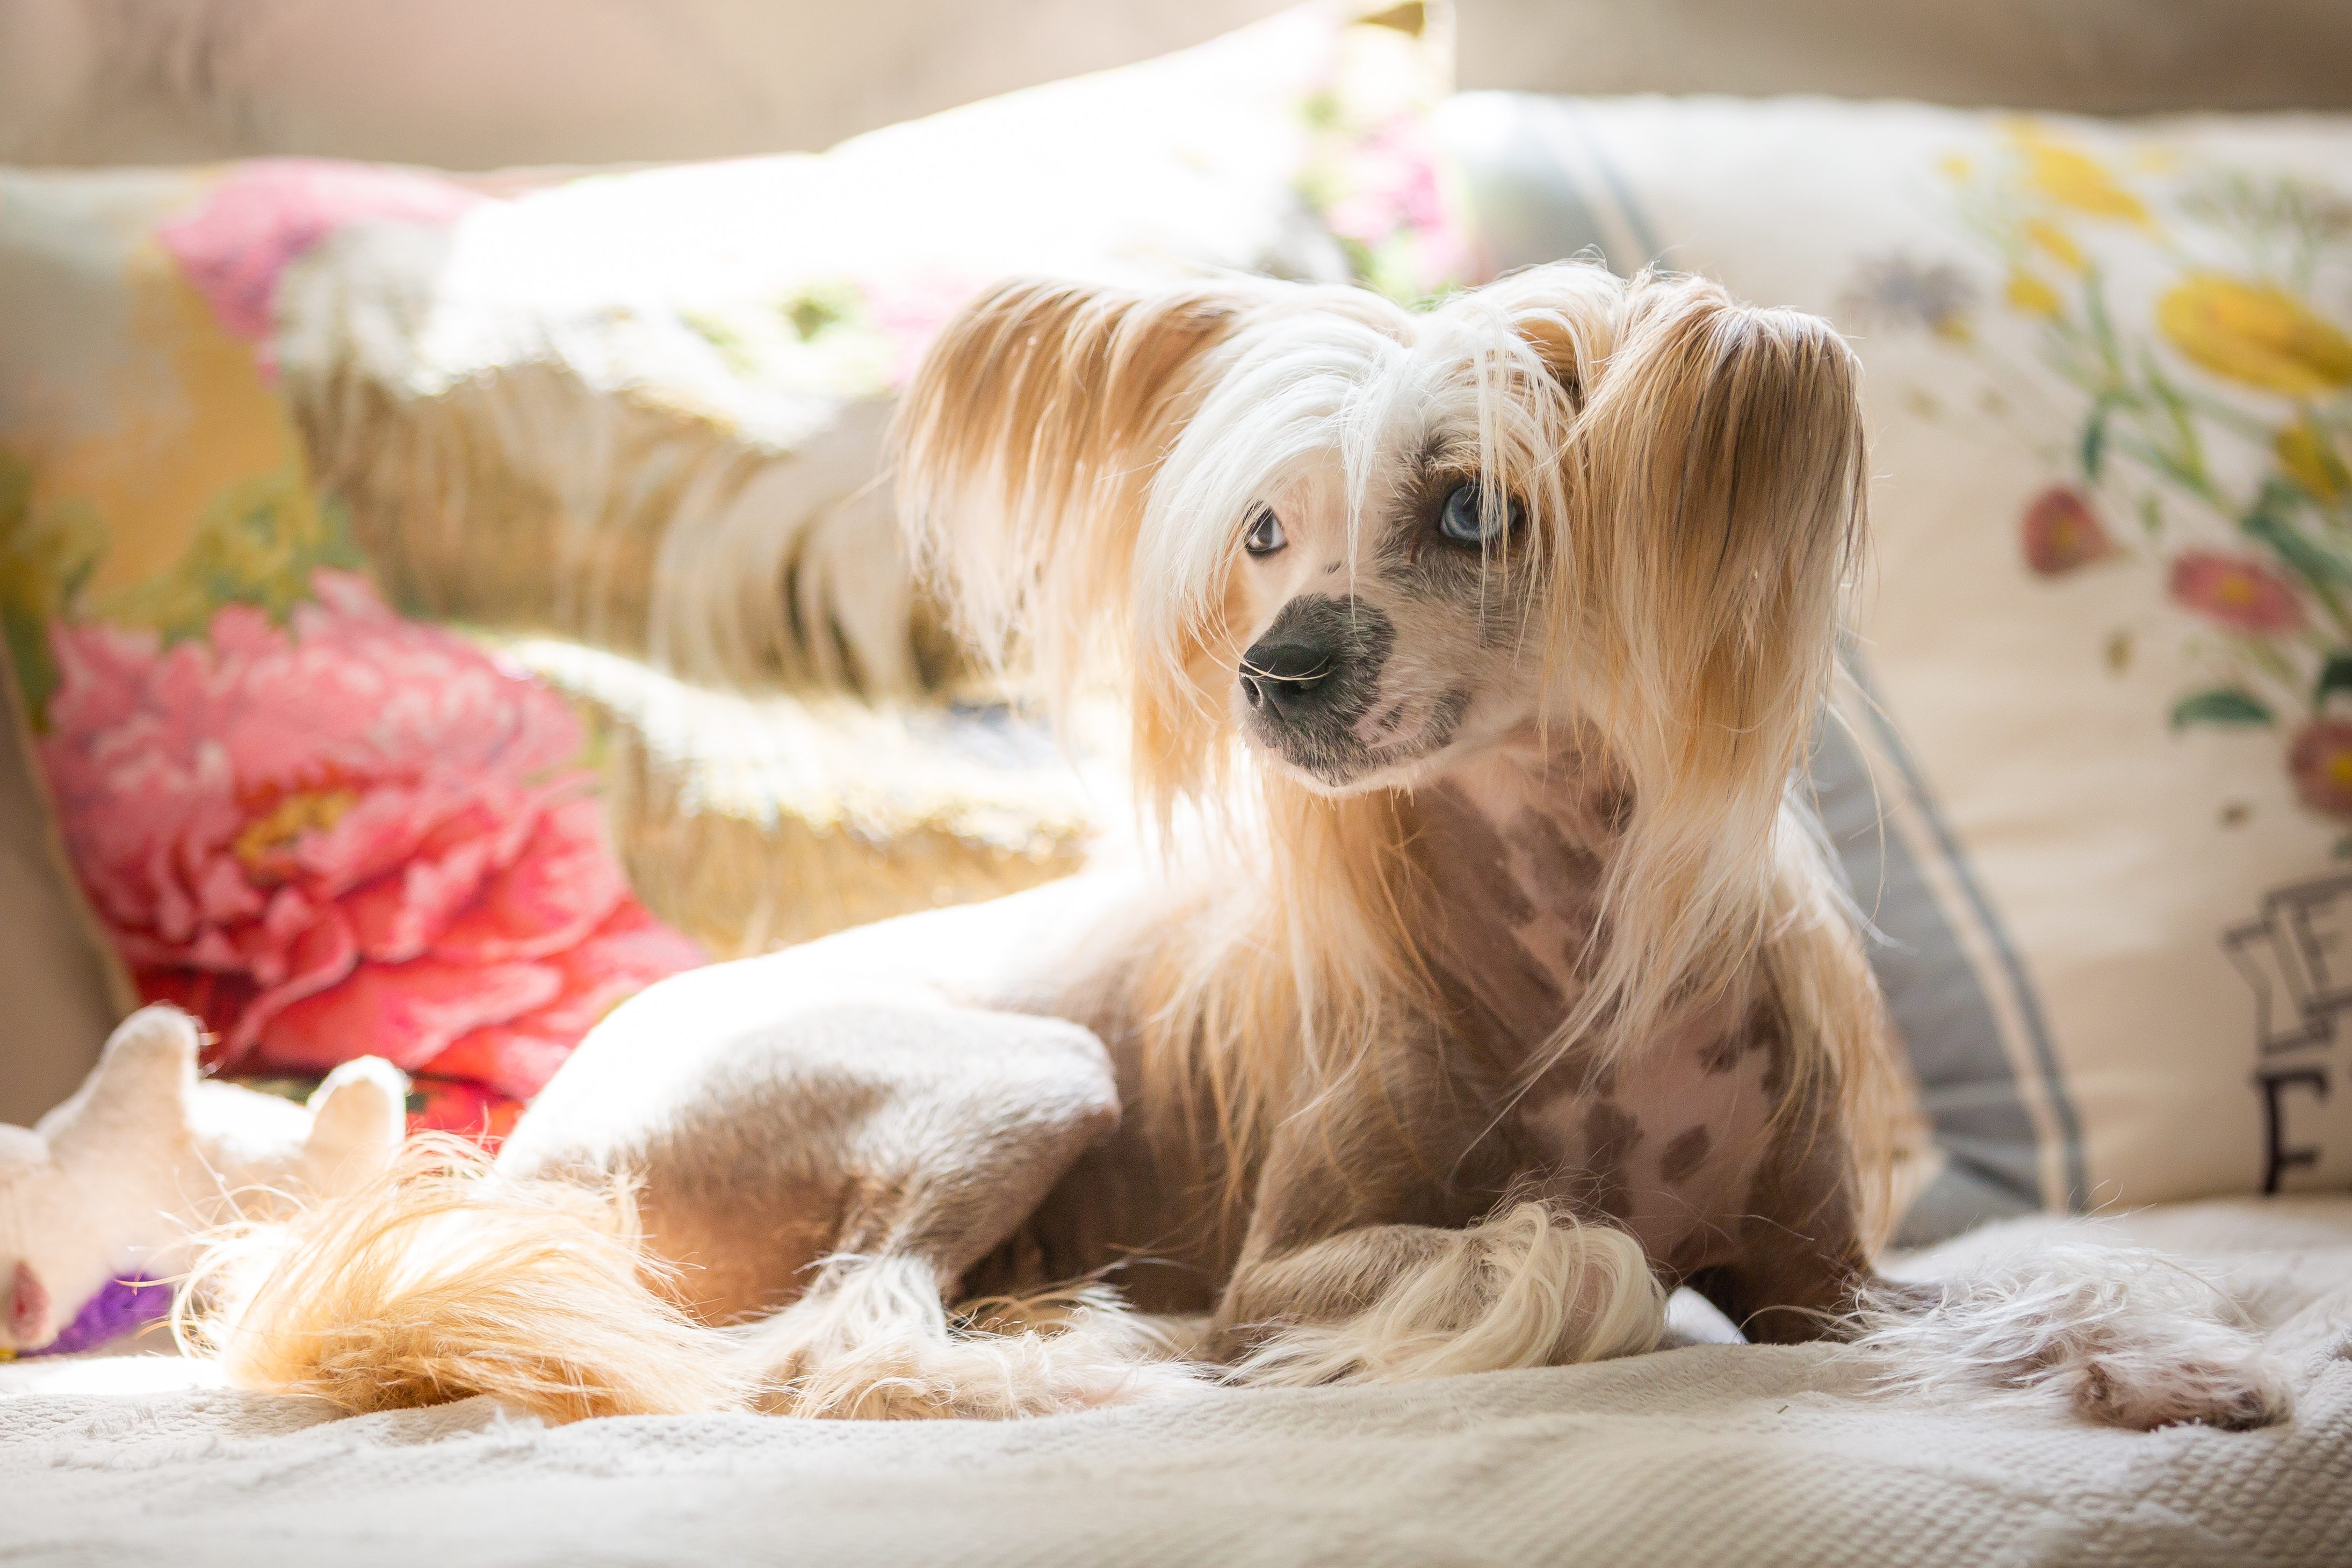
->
(180, 1139), (742, 1422)
(1229, 1202), (1665, 1386)
(738, 1256), (1200, 1420)
(1548, 281), (1869, 1079)
(1849, 1241), (2293, 1430)
(899, 278), (1451, 1195)
(185, 1139), (1201, 1424)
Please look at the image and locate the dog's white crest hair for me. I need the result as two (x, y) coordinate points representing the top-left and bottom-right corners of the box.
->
(897, 261), (1893, 1225)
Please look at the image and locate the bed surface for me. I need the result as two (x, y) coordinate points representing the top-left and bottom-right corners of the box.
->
(6, 1201), (2349, 1567)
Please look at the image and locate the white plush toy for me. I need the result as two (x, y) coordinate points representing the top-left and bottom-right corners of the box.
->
(0, 1005), (406, 1359)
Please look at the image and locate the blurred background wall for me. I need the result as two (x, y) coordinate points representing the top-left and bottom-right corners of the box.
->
(0, 0), (1294, 168)
(5, 0), (2349, 173)
(1458, 0), (2352, 114)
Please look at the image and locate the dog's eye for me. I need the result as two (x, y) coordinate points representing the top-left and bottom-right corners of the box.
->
(1438, 482), (1519, 546)
(1244, 510), (1287, 556)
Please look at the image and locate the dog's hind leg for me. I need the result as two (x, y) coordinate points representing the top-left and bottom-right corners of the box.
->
(1842, 1239), (2295, 1431)
(1689, 1083), (2292, 1431)
(196, 982), (1170, 1424)
(647, 999), (1192, 1420)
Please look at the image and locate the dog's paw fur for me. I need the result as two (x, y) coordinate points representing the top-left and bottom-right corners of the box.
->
(1852, 1241), (2295, 1431)
(755, 1333), (1200, 1421)
(2064, 1343), (2293, 1432)
(735, 1258), (1201, 1421)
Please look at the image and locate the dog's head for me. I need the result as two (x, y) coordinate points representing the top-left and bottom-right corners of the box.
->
(898, 262), (1864, 833)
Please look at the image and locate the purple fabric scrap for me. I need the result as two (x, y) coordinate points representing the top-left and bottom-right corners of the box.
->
(23, 1275), (172, 1357)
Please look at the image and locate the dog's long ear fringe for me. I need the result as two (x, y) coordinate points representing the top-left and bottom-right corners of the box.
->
(892, 277), (1254, 717)
(1558, 272), (1870, 1080)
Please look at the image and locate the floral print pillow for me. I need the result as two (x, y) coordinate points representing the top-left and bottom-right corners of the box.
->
(1440, 91), (2352, 1232)
(0, 158), (696, 1138)
(40, 574), (703, 1133)
(1917, 126), (2352, 839)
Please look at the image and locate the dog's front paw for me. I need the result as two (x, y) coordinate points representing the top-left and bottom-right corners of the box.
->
(2066, 1346), (2294, 1431)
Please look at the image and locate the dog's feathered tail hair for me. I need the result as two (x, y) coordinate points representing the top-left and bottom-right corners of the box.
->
(178, 1137), (744, 1422)
(183, 1137), (1188, 1423)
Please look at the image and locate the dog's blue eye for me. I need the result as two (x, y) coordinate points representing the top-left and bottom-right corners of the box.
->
(1439, 482), (1516, 546)
(1245, 510), (1286, 555)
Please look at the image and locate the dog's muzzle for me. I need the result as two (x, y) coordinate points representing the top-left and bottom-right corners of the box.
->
(1238, 635), (1334, 720)
(1238, 595), (1394, 781)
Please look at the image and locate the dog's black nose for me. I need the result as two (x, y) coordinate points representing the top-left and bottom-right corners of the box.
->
(1240, 636), (1337, 720)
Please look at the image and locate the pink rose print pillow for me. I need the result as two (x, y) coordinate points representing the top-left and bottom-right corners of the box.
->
(155, 159), (484, 369)
(42, 573), (698, 1137)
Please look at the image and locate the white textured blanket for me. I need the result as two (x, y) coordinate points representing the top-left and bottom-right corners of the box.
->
(6, 1201), (2350, 1567)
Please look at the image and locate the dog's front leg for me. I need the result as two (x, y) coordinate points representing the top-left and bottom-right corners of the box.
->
(1207, 1099), (1665, 1385)
(1212, 1203), (1667, 1385)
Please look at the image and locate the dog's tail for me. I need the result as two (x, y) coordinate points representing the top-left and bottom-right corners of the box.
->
(183, 1139), (1198, 1424)
(179, 1138), (743, 1422)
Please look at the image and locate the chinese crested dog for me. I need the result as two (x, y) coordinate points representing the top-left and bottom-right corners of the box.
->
(188, 262), (2289, 1431)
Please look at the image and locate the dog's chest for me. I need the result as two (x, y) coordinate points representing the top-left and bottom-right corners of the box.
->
(1416, 781), (1786, 1277)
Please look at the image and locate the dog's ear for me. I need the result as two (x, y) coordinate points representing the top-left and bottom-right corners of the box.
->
(893, 278), (1252, 703)
(1482, 258), (1624, 411)
(1578, 271), (1865, 774)
(1567, 272), (1867, 1056)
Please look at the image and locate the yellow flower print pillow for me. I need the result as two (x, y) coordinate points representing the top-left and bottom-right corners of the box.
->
(1932, 128), (2352, 829)
(1440, 92), (2352, 1239)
